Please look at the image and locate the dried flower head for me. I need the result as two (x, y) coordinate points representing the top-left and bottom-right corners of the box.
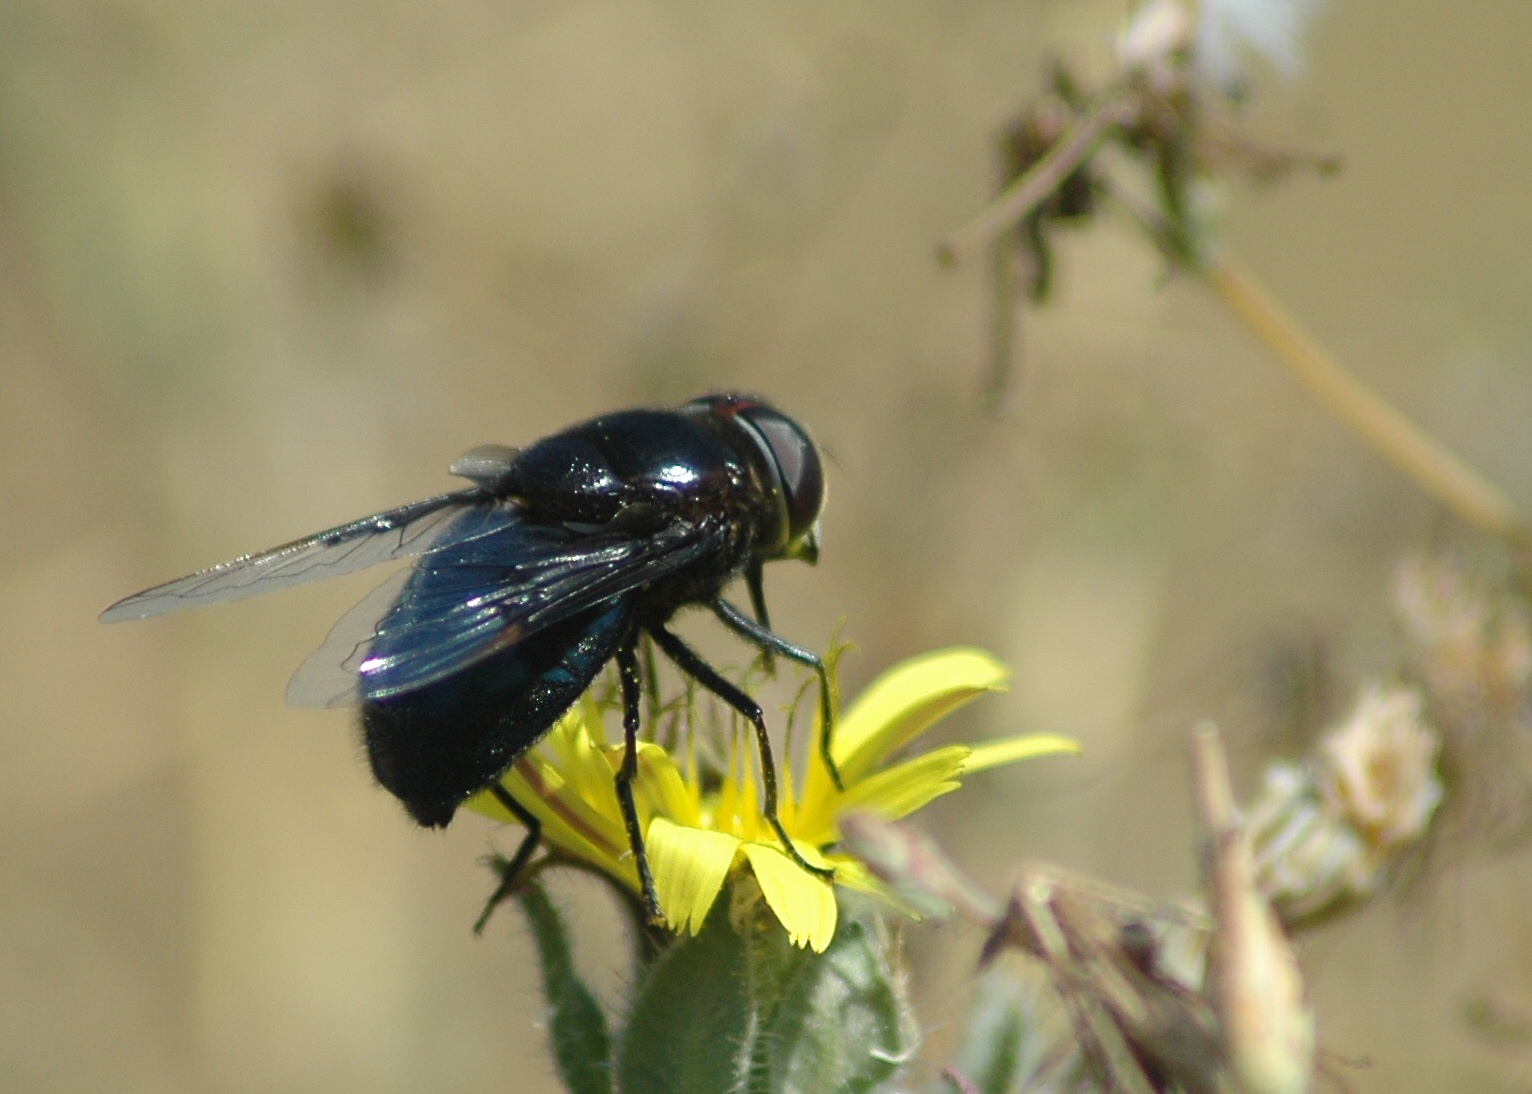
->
(1247, 684), (1443, 928)
(1321, 685), (1443, 856)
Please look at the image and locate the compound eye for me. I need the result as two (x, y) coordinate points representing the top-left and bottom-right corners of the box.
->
(740, 406), (824, 547)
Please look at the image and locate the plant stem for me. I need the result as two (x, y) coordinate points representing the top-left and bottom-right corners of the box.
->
(1204, 258), (1530, 544)
(938, 93), (1135, 267)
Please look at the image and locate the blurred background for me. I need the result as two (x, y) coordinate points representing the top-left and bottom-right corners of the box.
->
(3, 1), (1530, 1090)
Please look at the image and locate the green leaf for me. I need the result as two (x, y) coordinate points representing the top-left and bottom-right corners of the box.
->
(518, 884), (615, 1094)
(616, 896), (754, 1094)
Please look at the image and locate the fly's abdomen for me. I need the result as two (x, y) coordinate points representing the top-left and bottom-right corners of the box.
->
(361, 598), (635, 827)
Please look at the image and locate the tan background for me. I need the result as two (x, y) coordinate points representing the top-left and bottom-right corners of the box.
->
(3, 2), (1530, 1091)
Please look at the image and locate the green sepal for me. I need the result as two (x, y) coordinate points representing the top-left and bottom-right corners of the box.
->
(616, 895), (754, 1094)
(748, 913), (909, 1094)
(615, 882), (910, 1094)
(518, 884), (615, 1094)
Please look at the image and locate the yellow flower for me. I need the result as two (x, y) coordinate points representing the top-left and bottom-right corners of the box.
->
(466, 647), (1079, 952)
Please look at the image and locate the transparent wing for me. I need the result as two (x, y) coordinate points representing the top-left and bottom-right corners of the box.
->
(100, 489), (498, 622)
(287, 511), (725, 706)
(285, 570), (413, 708)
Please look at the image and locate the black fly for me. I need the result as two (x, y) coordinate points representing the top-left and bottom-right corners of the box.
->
(102, 394), (838, 923)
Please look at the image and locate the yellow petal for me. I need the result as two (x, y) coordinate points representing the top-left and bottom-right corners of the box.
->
(506, 764), (637, 880)
(961, 733), (1081, 774)
(714, 733), (767, 840)
(743, 843), (838, 952)
(824, 647), (1011, 789)
(464, 731), (642, 886)
(824, 736), (1077, 833)
(648, 817), (742, 936)
(577, 694), (609, 746)
(539, 707), (609, 790)
(634, 744), (703, 827)
(542, 713), (625, 810)
(464, 788), (513, 824)
(834, 746), (969, 826)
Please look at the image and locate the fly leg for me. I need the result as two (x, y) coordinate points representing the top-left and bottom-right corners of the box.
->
(649, 623), (836, 882)
(744, 559), (774, 658)
(474, 783), (543, 934)
(711, 598), (844, 792)
(616, 636), (665, 925)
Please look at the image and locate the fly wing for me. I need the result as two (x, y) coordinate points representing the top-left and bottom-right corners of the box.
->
(100, 489), (497, 622)
(287, 510), (727, 706)
(284, 569), (414, 708)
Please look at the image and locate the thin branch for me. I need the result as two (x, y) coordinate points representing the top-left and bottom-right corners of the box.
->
(1204, 258), (1531, 545)
(938, 93), (1136, 267)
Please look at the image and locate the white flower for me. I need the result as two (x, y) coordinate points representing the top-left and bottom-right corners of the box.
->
(1118, 0), (1326, 95)
(1196, 0), (1326, 93)
(1118, 0), (1195, 73)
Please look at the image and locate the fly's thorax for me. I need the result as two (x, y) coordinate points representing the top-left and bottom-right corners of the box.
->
(504, 408), (760, 532)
